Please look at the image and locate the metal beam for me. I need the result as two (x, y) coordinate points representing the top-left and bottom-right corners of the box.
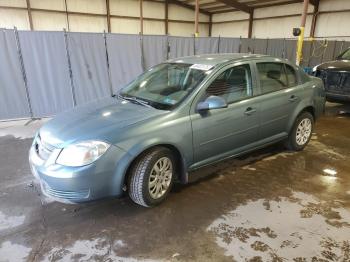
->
(140, 0), (143, 35)
(204, 5), (236, 12)
(296, 0), (309, 65)
(195, 0), (199, 36)
(209, 14), (212, 37)
(64, 0), (70, 31)
(165, 0), (169, 34)
(106, 0), (111, 33)
(310, 0), (319, 37)
(248, 10), (254, 38)
(254, 0), (316, 9)
(26, 0), (33, 30)
(168, 0), (210, 16)
(216, 0), (252, 13)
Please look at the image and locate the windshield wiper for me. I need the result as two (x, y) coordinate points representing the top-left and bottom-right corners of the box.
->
(117, 94), (153, 108)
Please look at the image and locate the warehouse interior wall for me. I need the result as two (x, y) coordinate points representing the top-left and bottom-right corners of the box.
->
(0, 0), (210, 36)
(212, 0), (350, 40)
(1, 0), (349, 39)
(315, 0), (350, 41)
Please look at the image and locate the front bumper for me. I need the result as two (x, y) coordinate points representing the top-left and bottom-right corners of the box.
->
(29, 142), (129, 203)
(326, 92), (350, 103)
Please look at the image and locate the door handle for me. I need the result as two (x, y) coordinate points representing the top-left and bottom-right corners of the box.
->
(289, 95), (299, 102)
(244, 107), (257, 115)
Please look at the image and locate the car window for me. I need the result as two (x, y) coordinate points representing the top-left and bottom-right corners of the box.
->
(121, 63), (208, 110)
(338, 48), (350, 60)
(205, 64), (252, 103)
(257, 62), (288, 94)
(285, 64), (298, 87)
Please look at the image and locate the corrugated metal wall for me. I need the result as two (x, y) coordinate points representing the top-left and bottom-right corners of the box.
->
(1, 29), (350, 120)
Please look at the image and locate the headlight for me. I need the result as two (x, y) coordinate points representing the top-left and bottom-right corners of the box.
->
(56, 140), (110, 167)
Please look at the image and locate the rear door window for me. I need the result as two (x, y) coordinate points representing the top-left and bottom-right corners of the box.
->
(256, 62), (288, 94)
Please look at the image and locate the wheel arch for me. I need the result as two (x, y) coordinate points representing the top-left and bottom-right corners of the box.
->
(302, 106), (315, 120)
(122, 143), (188, 190)
(288, 103), (316, 133)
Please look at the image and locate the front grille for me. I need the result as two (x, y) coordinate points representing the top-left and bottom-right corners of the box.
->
(43, 183), (90, 200)
(341, 72), (350, 90)
(35, 135), (54, 160)
(317, 70), (350, 93)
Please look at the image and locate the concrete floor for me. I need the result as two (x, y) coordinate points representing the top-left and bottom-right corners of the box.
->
(1, 103), (350, 262)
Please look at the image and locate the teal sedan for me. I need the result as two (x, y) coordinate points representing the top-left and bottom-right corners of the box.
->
(29, 54), (325, 207)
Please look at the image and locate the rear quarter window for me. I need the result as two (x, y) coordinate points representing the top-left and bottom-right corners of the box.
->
(285, 64), (298, 87)
(298, 68), (311, 84)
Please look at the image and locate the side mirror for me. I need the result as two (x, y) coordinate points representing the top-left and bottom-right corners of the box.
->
(197, 96), (228, 112)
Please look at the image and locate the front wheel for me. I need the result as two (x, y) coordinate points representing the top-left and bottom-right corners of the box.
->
(128, 147), (175, 207)
(285, 111), (314, 151)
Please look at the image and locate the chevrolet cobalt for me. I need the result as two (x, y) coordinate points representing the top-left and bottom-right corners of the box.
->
(29, 54), (325, 207)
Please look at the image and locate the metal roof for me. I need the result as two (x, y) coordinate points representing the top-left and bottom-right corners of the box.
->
(169, 0), (317, 15)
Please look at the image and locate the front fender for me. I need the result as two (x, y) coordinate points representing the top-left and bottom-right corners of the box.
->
(114, 136), (191, 188)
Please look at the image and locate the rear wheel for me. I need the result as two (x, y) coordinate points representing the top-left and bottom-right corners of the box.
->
(128, 147), (175, 207)
(285, 111), (314, 151)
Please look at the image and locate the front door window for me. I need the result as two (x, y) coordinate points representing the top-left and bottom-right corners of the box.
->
(204, 64), (253, 103)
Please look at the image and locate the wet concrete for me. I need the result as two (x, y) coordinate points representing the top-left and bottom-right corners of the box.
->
(0, 103), (350, 261)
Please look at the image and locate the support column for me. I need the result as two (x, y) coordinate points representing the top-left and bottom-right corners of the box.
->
(106, 0), (111, 33)
(165, 0), (169, 35)
(26, 0), (33, 30)
(310, 0), (319, 38)
(140, 0), (144, 35)
(195, 0), (199, 37)
(296, 0), (309, 65)
(248, 9), (254, 38)
(209, 14), (212, 37)
(64, 0), (70, 31)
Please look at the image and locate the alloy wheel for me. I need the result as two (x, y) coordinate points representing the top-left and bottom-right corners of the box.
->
(296, 118), (312, 146)
(148, 157), (173, 199)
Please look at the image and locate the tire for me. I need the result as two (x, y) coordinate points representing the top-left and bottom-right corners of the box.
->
(128, 147), (175, 207)
(285, 111), (314, 151)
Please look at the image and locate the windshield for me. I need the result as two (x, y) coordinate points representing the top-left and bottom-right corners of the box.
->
(338, 48), (350, 60)
(120, 63), (209, 110)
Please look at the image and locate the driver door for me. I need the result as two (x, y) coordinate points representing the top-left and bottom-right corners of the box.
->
(190, 63), (261, 168)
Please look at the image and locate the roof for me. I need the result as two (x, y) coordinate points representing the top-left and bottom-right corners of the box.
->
(167, 53), (271, 66)
(168, 0), (318, 15)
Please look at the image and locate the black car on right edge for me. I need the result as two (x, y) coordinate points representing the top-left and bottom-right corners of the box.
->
(313, 48), (350, 103)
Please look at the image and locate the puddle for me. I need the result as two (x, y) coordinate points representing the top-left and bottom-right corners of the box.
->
(42, 238), (159, 262)
(0, 211), (25, 231)
(0, 119), (50, 139)
(261, 152), (296, 162)
(338, 110), (350, 117)
(309, 140), (345, 159)
(208, 192), (350, 261)
(0, 241), (32, 261)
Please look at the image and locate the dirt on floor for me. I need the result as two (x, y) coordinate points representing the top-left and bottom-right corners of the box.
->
(0, 103), (350, 262)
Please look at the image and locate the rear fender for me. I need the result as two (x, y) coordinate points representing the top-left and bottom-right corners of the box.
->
(287, 99), (315, 134)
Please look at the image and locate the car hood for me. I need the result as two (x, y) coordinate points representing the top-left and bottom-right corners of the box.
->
(39, 97), (166, 148)
(317, 60), (350, 71)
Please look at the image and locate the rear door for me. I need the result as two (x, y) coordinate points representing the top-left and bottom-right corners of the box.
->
(255, 62), (303, 141)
